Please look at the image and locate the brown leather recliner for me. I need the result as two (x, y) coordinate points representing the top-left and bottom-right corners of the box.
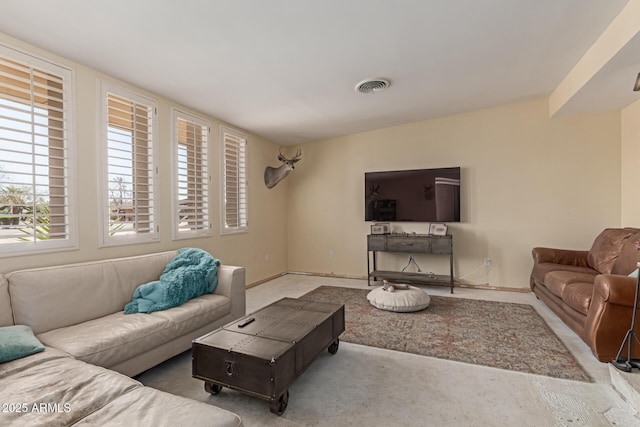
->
(530, 228), (640, 362)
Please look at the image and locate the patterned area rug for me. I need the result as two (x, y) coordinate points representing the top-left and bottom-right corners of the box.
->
(301, 286), (591, 382)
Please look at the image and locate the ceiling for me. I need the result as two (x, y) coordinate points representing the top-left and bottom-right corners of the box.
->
(0, 0), (636, 145)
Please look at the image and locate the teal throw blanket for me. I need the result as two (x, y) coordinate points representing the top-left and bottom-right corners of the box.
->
(124, 248), (220, 314)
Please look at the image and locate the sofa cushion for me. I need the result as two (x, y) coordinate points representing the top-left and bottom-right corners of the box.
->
(0, 275), (13, 327)
(0, 350), (141, 426)
(36, 312), (176, 369)
(72, 386), (243, 427)
(539, 270), (598, 298)
(530, 263), (597, 287)
(0, 325), (44, 364)
(0, 346), (71, 378)
(588, 228), (635, 274)
(562, 283), (594, 316)
(150, 294), (231, 336)
(7, 251), (178, 335)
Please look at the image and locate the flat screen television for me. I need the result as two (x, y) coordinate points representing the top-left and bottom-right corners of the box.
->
(365, 167), (460, 222)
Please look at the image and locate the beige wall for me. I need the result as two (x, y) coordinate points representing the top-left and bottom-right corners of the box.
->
(287, 98), (621, 290)
(549, 0), (640, 115)
(0, 32), (628, 290)
(621, 98), (640, 226)
(0, 33), (288, 285)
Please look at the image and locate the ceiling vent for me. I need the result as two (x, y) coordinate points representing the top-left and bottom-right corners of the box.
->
(355, 78), (390, 94)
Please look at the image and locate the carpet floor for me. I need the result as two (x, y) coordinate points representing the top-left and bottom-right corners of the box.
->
(300, 286), (591, 382)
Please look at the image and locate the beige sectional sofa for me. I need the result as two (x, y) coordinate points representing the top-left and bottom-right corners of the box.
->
(0, 250), (246, 426)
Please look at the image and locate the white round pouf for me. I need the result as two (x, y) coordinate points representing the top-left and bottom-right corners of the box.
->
(366, 285), (431, 312)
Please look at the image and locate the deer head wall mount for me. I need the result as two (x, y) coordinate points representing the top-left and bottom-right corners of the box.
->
(264, 147), (302, 189)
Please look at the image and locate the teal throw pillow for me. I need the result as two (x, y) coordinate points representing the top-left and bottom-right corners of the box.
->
(629, 268), (639, 279)
(0, 325), (45, 364)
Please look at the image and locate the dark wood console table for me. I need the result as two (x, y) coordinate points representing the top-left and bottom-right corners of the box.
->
(367, 234), (454, 293)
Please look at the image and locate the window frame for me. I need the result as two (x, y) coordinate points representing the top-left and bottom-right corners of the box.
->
(170, 107), (211, 240)
(219, 125), (248, 235)
(98, 81), (159, 247)
(0, 42), (77, 258)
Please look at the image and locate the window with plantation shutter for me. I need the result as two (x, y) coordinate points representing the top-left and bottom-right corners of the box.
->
(0, 44), (76, 256)
(220, 126), (247, 234)
(100, 82), (158, 246)
(172, 108), (210, 239)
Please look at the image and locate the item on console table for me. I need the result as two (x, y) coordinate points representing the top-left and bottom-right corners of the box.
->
(429, 223), (448, 236)
(371, 224), (385, 234)
(371, 222), (390, 235)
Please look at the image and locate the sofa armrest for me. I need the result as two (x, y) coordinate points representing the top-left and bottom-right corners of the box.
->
(592, 274), (638, 308)
(531, 247), (589, 267)
(215, 265), (246, 319)
(584, 273), (640, 361)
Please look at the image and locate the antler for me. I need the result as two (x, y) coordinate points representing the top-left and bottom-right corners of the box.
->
(278, 147), (302, 162)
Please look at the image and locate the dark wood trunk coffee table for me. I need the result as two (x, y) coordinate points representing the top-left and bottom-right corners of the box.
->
(192, 297), (345, 415)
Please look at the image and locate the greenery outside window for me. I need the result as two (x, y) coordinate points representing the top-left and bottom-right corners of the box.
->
(0, 44), (76, 256)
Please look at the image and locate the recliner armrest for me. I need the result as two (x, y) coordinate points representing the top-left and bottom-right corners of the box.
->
(531, 247), (589, 267)
(593, 274), (638, 308)
(584, 273), (640, 361)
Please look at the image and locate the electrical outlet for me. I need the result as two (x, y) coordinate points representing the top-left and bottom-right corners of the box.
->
(483, 257), (491, 266)
(264, 253), (270, 262)
(329, 250), (334, 258)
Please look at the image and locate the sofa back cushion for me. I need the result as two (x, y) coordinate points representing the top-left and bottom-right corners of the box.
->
(7, 251), (178, 335)
(611, 230), (640, 275)
(587, 228), (636, 274)
(0, 275), (14, 326)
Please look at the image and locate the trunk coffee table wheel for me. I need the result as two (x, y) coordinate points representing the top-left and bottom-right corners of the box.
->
(204, 381), (223, 395)
(328, 338), (339, 354)
(270, 390), (289, 415)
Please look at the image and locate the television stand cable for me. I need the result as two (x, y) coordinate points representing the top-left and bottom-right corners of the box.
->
(402, 256), (423, 273)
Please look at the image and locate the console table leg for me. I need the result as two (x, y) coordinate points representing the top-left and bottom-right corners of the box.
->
(450, 253), (454, 294)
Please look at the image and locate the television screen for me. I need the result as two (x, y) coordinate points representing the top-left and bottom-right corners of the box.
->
(365, 167), (460, 222)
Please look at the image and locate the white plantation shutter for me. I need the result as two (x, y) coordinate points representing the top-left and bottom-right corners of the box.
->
(101, 83), (158, 245)
(0, 45), (76, 256)
(172, 108), (210, 239)
(221, 126), (247, 234)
